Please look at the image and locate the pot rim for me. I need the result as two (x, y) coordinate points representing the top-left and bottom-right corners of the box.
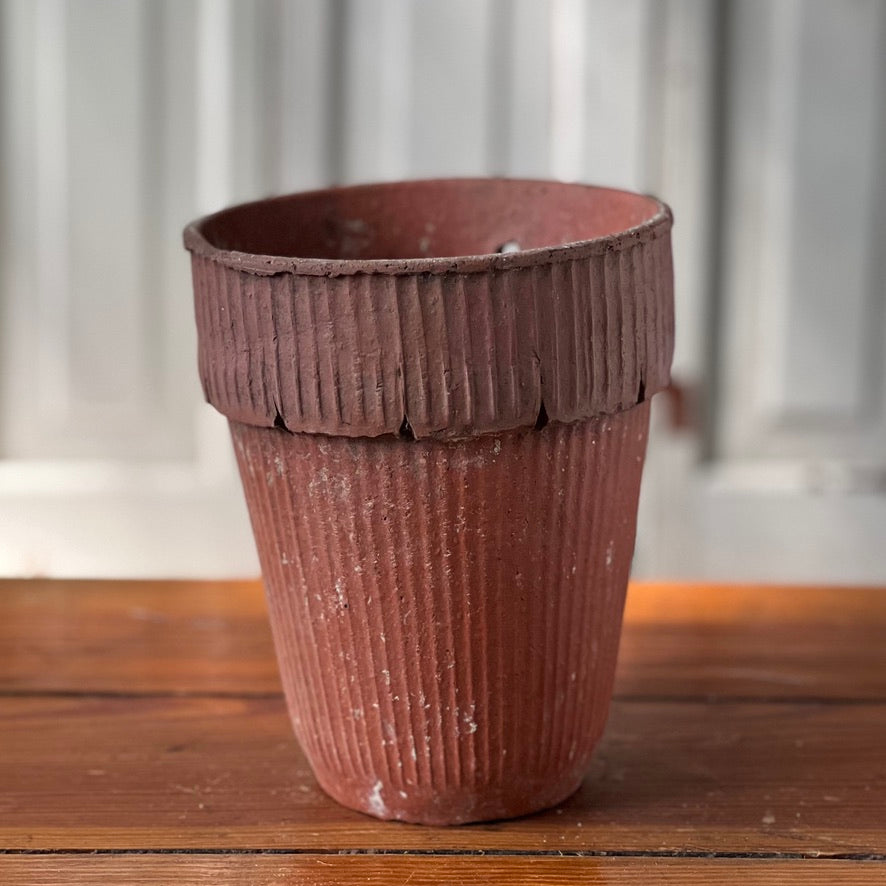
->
(183, 177), (672, 278)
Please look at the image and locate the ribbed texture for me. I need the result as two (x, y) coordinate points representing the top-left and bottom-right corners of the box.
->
(230, 402), (650, 825)
(191, 227), (673, 439)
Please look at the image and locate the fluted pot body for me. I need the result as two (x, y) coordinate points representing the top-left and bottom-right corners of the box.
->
(184, 179), (674, 824)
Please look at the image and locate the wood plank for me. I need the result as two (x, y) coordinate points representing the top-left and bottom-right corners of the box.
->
(0, 579), (280, 695)
(0, 854), (882, 886)
(619, 583), (886, 700)
(1, 696), (884, 854)
(1, 580), (884, 700)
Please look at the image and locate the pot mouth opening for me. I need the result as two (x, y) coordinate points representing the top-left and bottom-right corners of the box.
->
(184, 178), (671, 276)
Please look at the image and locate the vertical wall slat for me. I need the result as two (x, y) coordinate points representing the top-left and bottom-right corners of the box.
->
(719, 0), (886, 462)
(505, 0), (552, 177)
(273, 0), (337, 191)
(341, 0), (412, 183)
(407, 0), (494, 176)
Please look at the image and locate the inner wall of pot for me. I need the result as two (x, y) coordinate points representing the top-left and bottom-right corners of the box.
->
(196, 179), (663, 262)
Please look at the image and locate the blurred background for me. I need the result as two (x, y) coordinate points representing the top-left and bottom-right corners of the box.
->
(0, 0), (883, 582)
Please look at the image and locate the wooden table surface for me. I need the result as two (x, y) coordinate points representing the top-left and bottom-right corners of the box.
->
(1, 580), (885, 884)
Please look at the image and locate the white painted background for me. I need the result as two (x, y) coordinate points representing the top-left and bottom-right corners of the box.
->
(1, 0), (884, 582)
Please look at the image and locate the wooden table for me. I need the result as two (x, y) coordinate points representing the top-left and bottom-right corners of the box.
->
(1, 580), (884, 884)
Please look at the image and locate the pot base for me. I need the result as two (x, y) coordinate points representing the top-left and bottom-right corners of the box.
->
(315, 768), (587, 826)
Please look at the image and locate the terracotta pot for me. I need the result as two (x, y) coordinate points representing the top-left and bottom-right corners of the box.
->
(184, 179), (674, 825)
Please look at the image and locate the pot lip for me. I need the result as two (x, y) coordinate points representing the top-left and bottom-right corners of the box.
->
(183, 177), (672, 278)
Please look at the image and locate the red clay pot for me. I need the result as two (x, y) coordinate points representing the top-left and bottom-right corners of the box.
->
(184, 179), (674, 825)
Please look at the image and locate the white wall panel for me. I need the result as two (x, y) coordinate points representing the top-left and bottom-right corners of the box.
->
(783, 1), (881, 422)
(643, 0), (717, 381)
(152, 0), (201, 455)
(1, 0), (204, 460)
(719, 0), (886, 463)
(639, 0), (886, 585)
(1, 0), (883, 580)
(580, 0), (651, 191)
(67, 1), (147, 410)
(504, 0), (553, 177)
(408, 0), (494, 176)
(2, 0), (47, 455)
(272, 0), (337, 191)
(340, 0), (412, 183)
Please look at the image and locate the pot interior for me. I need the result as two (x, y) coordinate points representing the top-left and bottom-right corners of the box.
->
(194, 179), (663, 262)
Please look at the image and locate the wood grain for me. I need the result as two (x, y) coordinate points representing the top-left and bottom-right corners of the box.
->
(0, 579), (280, 695)
(619, 584), (886, 700)
(2, 580), (885, 699)
(2, 695), (884, 855)
(0, 855), (882, 886)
